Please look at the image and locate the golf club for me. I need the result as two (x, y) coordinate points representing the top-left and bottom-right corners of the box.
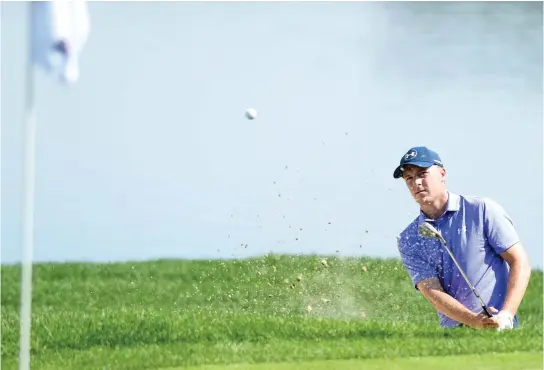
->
(418, 222), (493, 318)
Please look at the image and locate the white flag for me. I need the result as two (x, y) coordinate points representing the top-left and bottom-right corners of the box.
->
(30, 0), (91, 83)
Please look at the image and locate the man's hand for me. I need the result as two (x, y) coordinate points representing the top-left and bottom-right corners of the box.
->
(468, 307), (500, 330)
(468, 307), (500, 329)
(469, 307), (514, 330)
(487, 307), (515, 331)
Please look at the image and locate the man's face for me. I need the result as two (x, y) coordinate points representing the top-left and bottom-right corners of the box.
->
(402, 165), (446, 205)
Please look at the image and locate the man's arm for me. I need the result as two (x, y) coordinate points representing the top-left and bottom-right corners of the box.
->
(417, 278), (498, 329)
(482, 199), (532, 319)
(499, 242), (532, 316)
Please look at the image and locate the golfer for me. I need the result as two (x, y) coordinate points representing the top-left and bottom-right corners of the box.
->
(394, 146), (532, 329)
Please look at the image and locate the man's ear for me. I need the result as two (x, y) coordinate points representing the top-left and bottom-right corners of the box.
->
(440, 167), (447, 182)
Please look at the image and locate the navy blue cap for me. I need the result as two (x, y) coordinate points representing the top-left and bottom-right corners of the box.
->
(393, 146), (444, 179)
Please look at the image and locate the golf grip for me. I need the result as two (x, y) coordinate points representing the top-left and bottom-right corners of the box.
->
(438, 236), (494, 318)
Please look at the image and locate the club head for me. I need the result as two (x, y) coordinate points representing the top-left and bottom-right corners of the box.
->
(418, 222), (441, 239)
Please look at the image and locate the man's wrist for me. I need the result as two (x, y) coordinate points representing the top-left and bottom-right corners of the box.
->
(462, 311), (480, 327)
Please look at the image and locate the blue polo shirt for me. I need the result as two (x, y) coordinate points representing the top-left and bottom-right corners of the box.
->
(397, 192), (520, 328)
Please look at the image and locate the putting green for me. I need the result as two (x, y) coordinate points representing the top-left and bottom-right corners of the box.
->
(175, 352), (543, 370)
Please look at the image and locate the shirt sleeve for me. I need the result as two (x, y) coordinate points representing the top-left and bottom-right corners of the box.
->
(483, 198), (520, 254)
(397, 236), (437, 290)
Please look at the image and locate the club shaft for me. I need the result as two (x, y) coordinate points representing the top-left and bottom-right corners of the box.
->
(437, 236), (493, 318)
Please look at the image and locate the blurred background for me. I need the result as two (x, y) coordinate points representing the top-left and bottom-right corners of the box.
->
(2, 1), (542, 267)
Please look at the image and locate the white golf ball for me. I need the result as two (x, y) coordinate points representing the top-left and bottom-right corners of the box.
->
(245, 108), (258, 120)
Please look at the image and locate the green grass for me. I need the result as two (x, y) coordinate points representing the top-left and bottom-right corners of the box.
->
(177, 353), (543, 370)
(1, 255), (542, 370)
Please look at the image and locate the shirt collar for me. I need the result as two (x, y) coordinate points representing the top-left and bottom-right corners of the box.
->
(417, 191), (460, 225)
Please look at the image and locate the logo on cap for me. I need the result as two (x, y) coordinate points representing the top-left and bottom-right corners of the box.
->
(404, 149), (417, 160)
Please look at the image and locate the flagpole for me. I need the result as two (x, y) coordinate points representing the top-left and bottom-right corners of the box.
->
(19, 2), (37, 370)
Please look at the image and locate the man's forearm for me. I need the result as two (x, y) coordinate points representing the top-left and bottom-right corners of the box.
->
(422, 288), (477, 326)
(501, 261), (531, 316)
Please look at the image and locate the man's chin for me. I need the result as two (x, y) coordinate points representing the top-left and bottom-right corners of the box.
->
(415, 193), (431, 204)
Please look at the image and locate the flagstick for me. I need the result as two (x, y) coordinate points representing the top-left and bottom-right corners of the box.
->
(19, 3), (37, 370)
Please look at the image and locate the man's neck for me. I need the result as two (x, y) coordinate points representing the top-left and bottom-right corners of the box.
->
(420, 191), (449, 220)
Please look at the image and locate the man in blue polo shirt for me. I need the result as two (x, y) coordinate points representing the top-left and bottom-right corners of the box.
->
(394, 146), (532, 329)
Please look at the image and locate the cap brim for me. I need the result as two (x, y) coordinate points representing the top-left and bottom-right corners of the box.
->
(393, 161), (435, 179)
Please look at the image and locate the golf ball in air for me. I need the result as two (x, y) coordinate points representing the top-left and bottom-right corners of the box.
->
(245, 108), (258, 120)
